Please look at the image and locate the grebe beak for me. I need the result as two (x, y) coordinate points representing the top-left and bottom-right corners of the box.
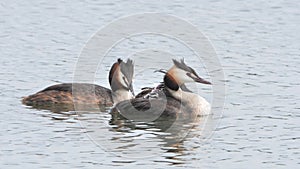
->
(122, 76), (135, 96)
(154, 69), (167, 74)
(187, 72), (211, 85)
(194, 76), (211, 85)
(129, 83), (135, 96)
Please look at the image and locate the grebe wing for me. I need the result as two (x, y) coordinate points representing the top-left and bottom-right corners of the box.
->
(135, 88), (153, 98)
(23, 83), (113, 107)
(135, 83), (165, 98)
(114, 97), (181, 122)
(40, 83), (111, 94)
(40, 83), (73, 93)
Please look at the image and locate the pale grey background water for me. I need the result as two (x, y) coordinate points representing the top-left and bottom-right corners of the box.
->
(1, 0), (299, 168)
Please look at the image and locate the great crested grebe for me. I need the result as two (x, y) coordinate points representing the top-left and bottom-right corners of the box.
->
(115, 59), (212, 120)
(22, 58), (134, 106)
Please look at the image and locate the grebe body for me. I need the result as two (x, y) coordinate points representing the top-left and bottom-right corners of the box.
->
(115, 59), (211, 120)
(22, 59), (134, 106)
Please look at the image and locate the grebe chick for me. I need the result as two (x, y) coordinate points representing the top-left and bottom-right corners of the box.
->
(115, 59), (211, 120)
(22, 58), (134, 106)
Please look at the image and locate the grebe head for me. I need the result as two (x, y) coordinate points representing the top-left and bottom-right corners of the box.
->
(168, 59), (211, 85)
(109, 58), (134, 95)
(163, 59), (212, 116)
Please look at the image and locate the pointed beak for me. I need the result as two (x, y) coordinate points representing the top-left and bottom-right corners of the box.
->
(187, 72), (211, 85)
(194, 76), (211, 85)
(128, 83), (135, 96)
(122, 76), (135, 96)
(154, 69), (167, 74)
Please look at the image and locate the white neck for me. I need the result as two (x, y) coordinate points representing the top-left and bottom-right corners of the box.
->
(112, 89), (134, 105)
(168, 88), (211, 116)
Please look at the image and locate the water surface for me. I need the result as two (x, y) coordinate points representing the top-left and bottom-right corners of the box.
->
(1, 0), (299, 168)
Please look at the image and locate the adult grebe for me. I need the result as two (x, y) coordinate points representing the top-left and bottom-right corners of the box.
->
(114, 59), (211, 121)
(22, 58), (134, 106)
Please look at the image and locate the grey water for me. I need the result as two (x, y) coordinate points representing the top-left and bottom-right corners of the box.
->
(1, 0), (299, 168)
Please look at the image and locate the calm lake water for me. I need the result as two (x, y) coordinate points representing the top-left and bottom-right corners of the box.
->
(1, 0), (299, 168)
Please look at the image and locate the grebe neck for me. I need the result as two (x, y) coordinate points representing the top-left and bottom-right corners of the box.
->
(164, 73), (211, 115)
(112, 89), (134, 105)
